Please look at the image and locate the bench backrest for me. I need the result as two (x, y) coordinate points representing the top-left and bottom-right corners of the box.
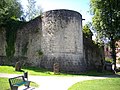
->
(9, 76), (25, 86)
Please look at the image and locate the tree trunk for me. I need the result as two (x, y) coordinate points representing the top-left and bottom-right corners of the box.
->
(109, 0), (117, 72)
(110, 36), (116, 72)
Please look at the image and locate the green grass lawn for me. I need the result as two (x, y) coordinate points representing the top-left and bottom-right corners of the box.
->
(68, 78), (120, 90)
(0, 65), (114, 76)
(0, 65), (54, 76)
(0, 78), (10, 90)
(0, 77), (39, 90)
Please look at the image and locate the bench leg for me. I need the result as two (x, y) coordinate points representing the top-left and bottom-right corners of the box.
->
(25, 81), (31, 88)
(11, 86), (18, 90)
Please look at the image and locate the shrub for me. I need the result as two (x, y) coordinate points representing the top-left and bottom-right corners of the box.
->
(105, 57), (112, 63)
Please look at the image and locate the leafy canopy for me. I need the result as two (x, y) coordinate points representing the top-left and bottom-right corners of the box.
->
(0, 0), (23, 25)
(90, 0), (120, 70)
(22, 0), (42, 21)
(90, 0), (120, 41)
(83, 24), (93, 38)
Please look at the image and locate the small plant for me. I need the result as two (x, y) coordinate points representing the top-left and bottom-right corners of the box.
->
(105, 57), (112, 63)
(37, 50), (43, 56)
(118, 58), (120, 61)
(118, 58), (120, 64)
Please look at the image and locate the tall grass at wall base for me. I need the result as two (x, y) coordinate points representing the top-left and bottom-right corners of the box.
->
(0, 65), (114, 76)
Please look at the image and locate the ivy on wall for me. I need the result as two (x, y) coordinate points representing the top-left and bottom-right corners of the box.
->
(5, 19), (26, 60)
(22, 42), (29, 56)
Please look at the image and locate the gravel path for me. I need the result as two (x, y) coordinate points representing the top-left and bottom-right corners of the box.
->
(0, 73), (119, 90)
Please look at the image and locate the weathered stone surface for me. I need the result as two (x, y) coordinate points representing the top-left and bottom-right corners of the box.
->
(14, 17), (42, 66)
(53, 63), (60, 74)
(83, 36), (104, 70)
(41, 10), (85, 72)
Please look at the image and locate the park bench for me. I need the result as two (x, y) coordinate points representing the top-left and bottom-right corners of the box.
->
(9, 75), (31, 90)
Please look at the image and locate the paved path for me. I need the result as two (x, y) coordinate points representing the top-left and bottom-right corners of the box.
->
(0, 73), (119, 90)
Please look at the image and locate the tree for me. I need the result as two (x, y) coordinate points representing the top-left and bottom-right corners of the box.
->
(90, 0), (120, 71)
(0, 0), (23, 60)
(83, 24), (93, 39)
(0, 0), (23, 25)
(22, 0), (42, 21)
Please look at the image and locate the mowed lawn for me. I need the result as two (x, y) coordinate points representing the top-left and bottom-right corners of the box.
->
(68, 78), (120, 90)
(0, 65), (54, 76)
(0, 65), (120, 90)
(0, 78), (10, 90)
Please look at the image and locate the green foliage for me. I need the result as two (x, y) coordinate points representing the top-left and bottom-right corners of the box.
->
(118, 58), (120, 64)
(105, 57), (112, 63)
(23, 0), (43, 21)
(90, 0), (120, 40)
(90, 0), (120, 70)
(0, 0), (24, 60)
(0, 0), (23, 26)
(5, 19), (26, 60)
(83, 24), (93, 38)
(118, 58), (120, 61)
(37, 50), (43, 56)
(68, 78), (120, 90)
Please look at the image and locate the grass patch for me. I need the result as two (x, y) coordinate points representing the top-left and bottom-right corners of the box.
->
(116, 71), (120, 75)
(0, 78), (10, 90)
(0, 65), (114, 76)
(0, 65), (53, 76)
(0, 65), (22, 74)
(68, 78), (120, 90)
(31, 81), (39, 88)
(0, 77), (39, 90)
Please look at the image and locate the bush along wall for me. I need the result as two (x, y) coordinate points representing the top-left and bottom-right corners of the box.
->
(4, 19), (26, 61)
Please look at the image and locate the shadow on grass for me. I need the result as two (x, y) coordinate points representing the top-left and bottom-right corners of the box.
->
(22, 66), (115, 76)
(22, 66), (51, 72)
(1, 65), (117, 76)
(80, 70), (114, 76)
(60, 70), (116, 76)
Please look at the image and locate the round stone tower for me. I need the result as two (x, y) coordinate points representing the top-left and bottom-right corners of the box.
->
(41, 9), (86, 73)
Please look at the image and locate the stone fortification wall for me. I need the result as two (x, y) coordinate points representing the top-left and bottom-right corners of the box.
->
(14, 16), (42, 66)
(40, 10), (85, 72)
(0, 9), (104, 73)
(83, 36), (104, 70)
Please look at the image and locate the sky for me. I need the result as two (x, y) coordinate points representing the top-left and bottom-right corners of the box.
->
(21, 0), (92, 25)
